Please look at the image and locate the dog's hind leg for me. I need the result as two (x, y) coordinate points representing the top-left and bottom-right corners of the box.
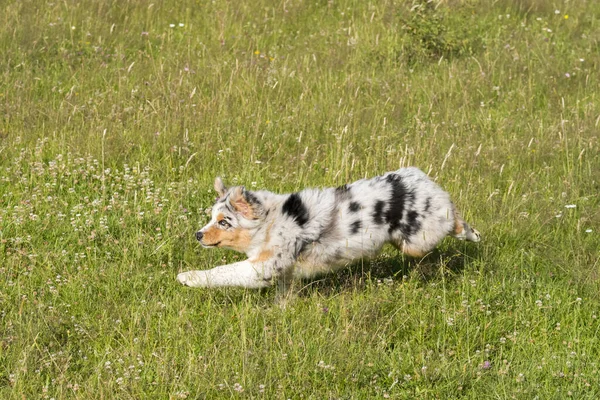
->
(452, 209), (481, 242)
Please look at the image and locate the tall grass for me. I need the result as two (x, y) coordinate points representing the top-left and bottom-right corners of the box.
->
(1, 0), (599, 398)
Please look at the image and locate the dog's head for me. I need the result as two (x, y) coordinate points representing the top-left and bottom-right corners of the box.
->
(195, 177), (264, 253)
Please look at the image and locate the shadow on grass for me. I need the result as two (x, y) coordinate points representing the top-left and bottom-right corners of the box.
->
(295, 244), (482, 297)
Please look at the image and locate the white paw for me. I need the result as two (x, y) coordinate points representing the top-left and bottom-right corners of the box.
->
(470, 228), (481, 242)
(177, 272), (189, 286)
(177, 271), (197, 287)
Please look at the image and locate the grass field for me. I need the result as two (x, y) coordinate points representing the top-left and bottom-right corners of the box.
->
(1, 0), (599, 398)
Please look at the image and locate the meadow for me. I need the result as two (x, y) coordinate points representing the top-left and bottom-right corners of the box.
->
(1, 0), (599, 398)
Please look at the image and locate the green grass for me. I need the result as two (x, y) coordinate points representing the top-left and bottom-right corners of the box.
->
(1, 0), (599, 398)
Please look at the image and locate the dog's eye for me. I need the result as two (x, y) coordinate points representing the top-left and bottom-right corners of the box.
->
(218, 220), (231, 228)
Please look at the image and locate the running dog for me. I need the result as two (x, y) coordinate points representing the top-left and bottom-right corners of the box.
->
(177, 167), (480, 291)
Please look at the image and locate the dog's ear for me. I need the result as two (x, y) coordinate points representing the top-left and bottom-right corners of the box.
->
(214, 177), (227, 199)
(229, 186), (263, 220)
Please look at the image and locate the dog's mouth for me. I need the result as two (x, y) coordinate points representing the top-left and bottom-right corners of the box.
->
(201, 241), (221, 248)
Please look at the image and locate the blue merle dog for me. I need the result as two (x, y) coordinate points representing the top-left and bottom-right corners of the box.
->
(177, 167), (480, 291)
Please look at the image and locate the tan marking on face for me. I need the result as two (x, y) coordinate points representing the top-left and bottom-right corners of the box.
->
(201, 213), (227, 246)
(202, 224), (252, 253)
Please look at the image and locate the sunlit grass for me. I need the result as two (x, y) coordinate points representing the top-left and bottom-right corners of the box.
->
(1, 0), (599, 398)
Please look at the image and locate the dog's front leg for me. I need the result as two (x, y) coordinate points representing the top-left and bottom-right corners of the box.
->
(177, 260), (277, 289)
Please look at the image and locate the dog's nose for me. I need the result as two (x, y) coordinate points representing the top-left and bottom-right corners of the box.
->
(195, 231), (204, 242)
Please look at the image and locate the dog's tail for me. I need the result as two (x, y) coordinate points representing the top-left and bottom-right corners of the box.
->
(452, 209), (481, 242)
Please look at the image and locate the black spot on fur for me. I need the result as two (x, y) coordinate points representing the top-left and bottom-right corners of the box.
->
(335, 184), (352, 201)
(282, 193), (309, 226)
(372, 201), (386, 225)
(244, 190), (261, 206)
(400, 210), (421, 236)
(336, 184), (349, 193)
(384, 174), (410, 234)
(350, 220), (362, 234)
(242, 191), (262, 219)
(407, 210), (419, 226)
(348, 201), (361, 213)
(424, 197), (432, 214)
(320, 208), (338, 239)
(224, 203), (235, 214)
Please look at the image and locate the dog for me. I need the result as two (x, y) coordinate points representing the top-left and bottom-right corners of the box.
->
(177, 167), (480, 292)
